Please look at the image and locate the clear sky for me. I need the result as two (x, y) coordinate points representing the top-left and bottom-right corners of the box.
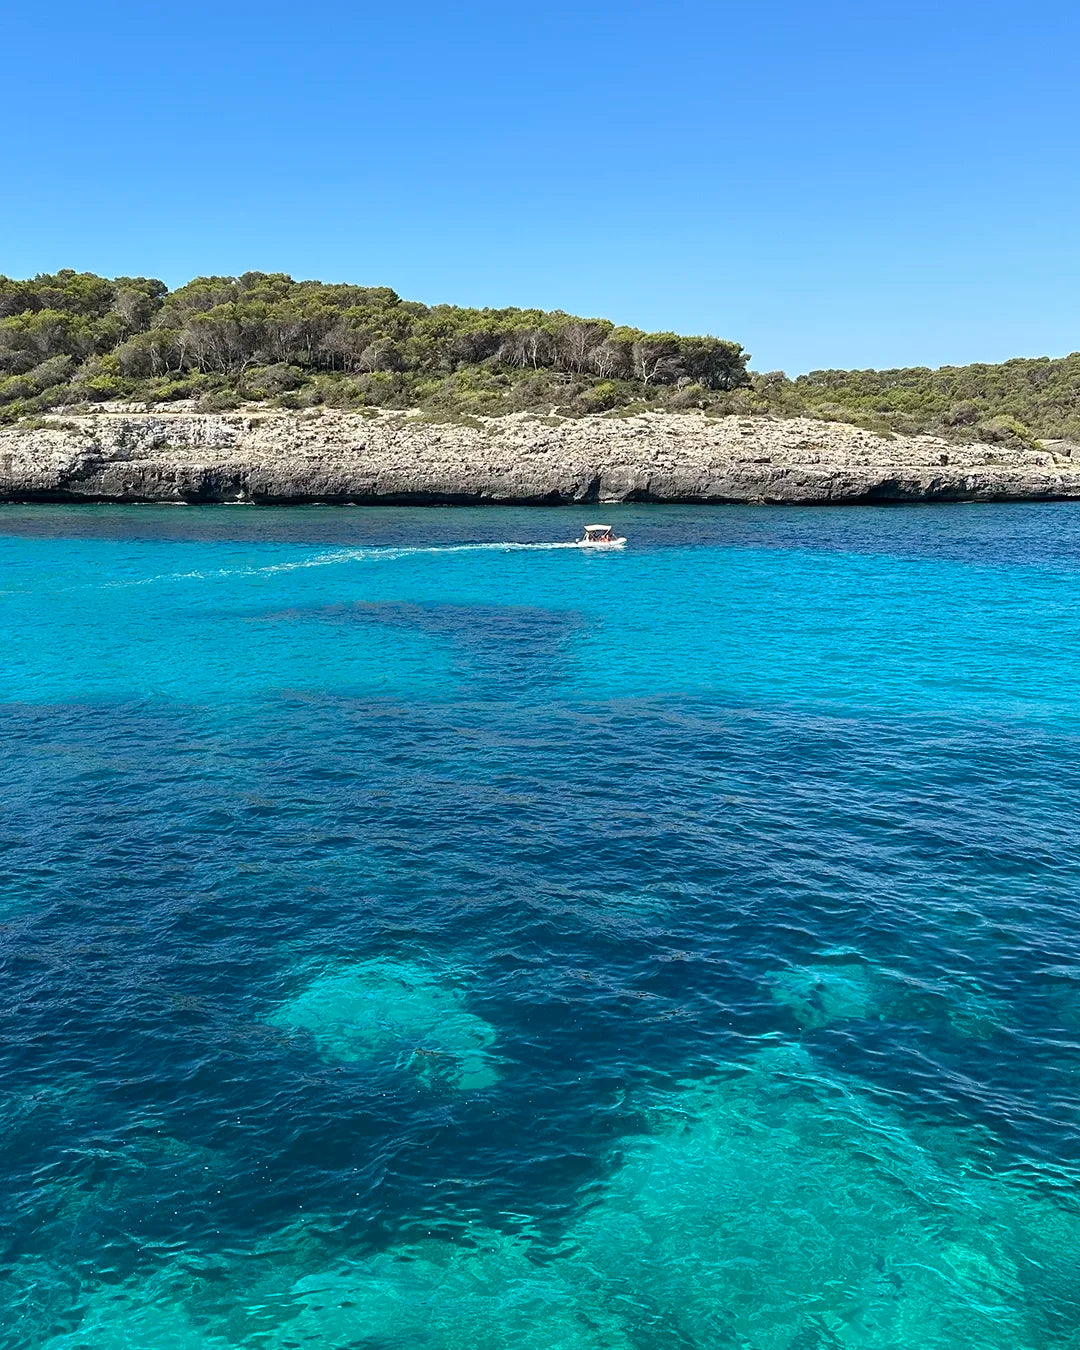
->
(2, 0), (1078, 373)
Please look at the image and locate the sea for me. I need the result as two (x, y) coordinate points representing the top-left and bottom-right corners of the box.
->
(1, 501), (1079, 1349)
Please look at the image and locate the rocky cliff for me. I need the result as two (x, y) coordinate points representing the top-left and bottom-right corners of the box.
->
(2, 406), (1079, 505)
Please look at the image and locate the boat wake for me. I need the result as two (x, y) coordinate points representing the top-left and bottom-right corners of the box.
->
(103, 540), (590, 588)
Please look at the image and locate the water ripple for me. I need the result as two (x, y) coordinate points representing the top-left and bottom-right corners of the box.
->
(1, 505), (1079, 1347)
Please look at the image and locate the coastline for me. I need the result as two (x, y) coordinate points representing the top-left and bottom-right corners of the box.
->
(2, 405), (1079, 506)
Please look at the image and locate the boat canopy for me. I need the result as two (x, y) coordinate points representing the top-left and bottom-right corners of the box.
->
(584, 524), (611, 532)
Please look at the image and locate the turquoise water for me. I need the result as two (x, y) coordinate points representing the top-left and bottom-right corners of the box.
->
(2, 502), (1079, 1348)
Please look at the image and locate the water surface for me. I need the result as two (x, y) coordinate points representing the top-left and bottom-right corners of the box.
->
(2, 503), (1079, 1349)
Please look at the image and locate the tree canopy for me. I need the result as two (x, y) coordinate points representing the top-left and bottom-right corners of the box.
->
(0, 270), (750, 421)
(789, 357), (1080, 442)
(3, 271), (1077, 446)
(745, 358), (1080, 444)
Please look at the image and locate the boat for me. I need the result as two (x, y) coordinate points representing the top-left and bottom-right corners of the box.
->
(576, 523), (627, 549)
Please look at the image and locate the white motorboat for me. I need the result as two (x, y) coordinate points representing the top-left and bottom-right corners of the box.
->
(576, 523), (627, 549)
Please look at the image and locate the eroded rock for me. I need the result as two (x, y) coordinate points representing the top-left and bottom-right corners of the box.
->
(2, 408), (1078, 504)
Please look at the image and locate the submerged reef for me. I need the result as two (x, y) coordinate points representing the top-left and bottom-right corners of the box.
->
(266, 957), (500, 1090)
(32, 1043), (1080, 1350)
(261, 1229), (631, 1350)
(767, 956), (1008, 1039)
(43, 1286), (220, 1350)
(767, 959), (880, 1029)
(567, 1043), (1073, 1348)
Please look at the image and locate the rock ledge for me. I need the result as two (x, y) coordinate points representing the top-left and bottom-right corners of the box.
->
(2, 407), (1078, 505)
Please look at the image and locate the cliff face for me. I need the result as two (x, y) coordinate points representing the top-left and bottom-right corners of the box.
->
(2, 406), (1079, 505)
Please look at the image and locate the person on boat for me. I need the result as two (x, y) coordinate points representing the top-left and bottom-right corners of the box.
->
(580, 523), (623, 546)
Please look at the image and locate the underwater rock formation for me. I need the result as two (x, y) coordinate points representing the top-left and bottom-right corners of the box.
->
(266, 957), (500, 1090)
(767, 960), (880, 1029)
(31, 1044), (1080, 1349)
(44, 1290), (224, 1350)
(263, 1229), (631, 1350)
(566, 1043), (1079, 1348)
(767, 957), (1007, 1040)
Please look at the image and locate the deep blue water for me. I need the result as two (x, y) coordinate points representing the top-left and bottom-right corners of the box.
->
(1, 503), (1079, 1349)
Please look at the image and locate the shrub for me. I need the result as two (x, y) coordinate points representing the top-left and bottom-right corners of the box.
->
(71, 374), (126, 402)
(142, 375), (210, 403)
(944, 401), (980, 427)
(577, 381), (623, 413)
(806, 401), (855, 424)
(0, 374), (33, 403)
(18, 416), (81, 432)
(28, 355), (76, 392)
(659, 381), (710, 411)
(243, 363), (304, 398)
(976, 415), (1036, 445)
(353, 370), (410, 407)
(197, 390), (241, 412)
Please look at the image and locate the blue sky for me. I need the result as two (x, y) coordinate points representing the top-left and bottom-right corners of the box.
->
(2, 0), (1077, 373)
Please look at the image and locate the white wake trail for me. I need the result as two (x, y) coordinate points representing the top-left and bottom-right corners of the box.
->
(103, 540), (584, 588)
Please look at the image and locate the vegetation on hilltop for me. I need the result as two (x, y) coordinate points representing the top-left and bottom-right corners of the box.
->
(1, 271), (1077, 444)
(755, 359), (1080, 444)
(0, 270), (749, 424)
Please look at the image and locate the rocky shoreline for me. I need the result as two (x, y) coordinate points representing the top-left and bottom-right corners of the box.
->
(2, 406), (1079, 505)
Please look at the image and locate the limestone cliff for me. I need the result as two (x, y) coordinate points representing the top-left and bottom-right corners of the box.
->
(2, 406), (1078, 505)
